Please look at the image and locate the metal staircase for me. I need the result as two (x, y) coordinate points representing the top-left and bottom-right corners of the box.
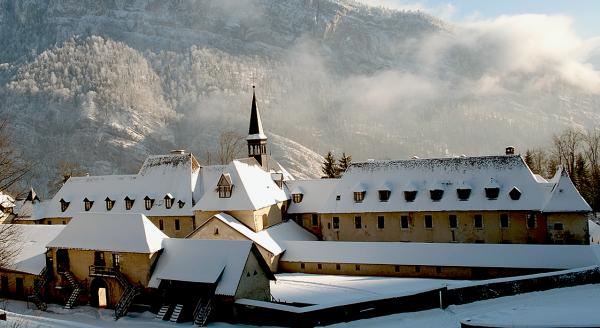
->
(88, 265), (140, 319)
(169, 304), (184, 323)
(193, 298), (214, 327)
(155, 304), (171, 320)
(62, 271), (82, 309)
(29, 267), (49, 311)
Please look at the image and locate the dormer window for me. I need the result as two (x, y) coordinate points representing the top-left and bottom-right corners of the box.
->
(217, 173), (233, 198)
(456, 188), (471, 201)
(485, 187), (500, 199)
(353, 191), (365, 203)
(177, 200), (185, 208)
(292, 193), (303, 203)
(144, 196), (155, 210)
(378, 190), (391, 202)
(105, 197), (115, 211)
(60, 199), (70, 212)
(124, 196), (134, 210)
(430, 189), (444, 201)
(164, 194), (174, 209)
(83, 198), (94, 211)
(509, 187), (522, 200)
(404, 191), (417, 202)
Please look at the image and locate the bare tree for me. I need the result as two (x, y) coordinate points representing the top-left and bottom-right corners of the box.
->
(216, 131), (245, 165)
(47, 160), (86, 196)
(551, 128), (582, 176)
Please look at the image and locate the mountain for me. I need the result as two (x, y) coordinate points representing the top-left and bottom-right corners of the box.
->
(0, 0), (598, 196)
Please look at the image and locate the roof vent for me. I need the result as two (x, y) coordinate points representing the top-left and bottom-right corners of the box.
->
(171, 149), (186, 154)
(505, 146), (515, 155)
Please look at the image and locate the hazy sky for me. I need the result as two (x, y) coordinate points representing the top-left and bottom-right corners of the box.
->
(361, 0), (600, 38)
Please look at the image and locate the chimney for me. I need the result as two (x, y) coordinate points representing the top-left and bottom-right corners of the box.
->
(505, 146), (515, 155)
(171, 149), (186, 155)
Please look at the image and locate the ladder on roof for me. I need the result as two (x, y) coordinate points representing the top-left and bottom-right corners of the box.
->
(193, 298), (214, 327)
(29, 267), (49, 311)
(169, 304), (184, 323)
(62, 271), (82, 309)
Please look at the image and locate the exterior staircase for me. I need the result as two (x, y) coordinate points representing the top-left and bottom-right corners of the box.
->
(193, 298), (214, 327)
(29, 267), (49, 311)
(62, 271), (82, 309)
(88, 265), (140, 319)
(155, 304), (171, 320)
(169, 304), (183, 323)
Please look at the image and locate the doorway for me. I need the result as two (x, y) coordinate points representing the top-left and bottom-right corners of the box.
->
(56, 249), (70, 272)
(90, 278), (109, 308)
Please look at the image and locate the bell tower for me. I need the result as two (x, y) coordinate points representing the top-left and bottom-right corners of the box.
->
(247, 86), (268, 169)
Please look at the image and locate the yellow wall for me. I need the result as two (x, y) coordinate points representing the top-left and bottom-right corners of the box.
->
(308, 211), (587, 245)
(234, 253), (272, 301)
(194, 202), (285, 233)
(187, 218), (279, 271)
(38, 217), (71, 225)
(147, 216), (195, 238)
(546, 213), (589, 244)
(0, 270), (36, 298)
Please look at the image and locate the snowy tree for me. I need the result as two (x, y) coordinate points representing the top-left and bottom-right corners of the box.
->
(338, 152), (352, 176)
(321, 151), (338, 178)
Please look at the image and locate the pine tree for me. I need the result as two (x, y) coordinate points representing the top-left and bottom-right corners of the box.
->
(321, 151), (338, 178)
(338, 152), (352, 176)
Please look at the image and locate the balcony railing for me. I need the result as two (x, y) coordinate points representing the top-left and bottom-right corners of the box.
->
(89, 265), (118, 277)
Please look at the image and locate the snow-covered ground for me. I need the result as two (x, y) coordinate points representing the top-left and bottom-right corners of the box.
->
(2, 275), (600, 327)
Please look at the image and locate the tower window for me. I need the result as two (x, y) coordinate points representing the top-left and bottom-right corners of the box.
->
(60, 199), (70, 212)
(124, 197), (134, 210)
(144, 196), (154, 210)
(353, 191), (365, 203)
(378, 190), (391, 202)
(105, 197), (115, 211)
(164, 194), (174, 209)
(83, 198), (94, 211)
(292, 193), (303, 203)
(404, 191), (417, 202)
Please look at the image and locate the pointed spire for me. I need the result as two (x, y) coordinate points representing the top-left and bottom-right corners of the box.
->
(25, 187), (39, 202)
(248, 86), (265, 138)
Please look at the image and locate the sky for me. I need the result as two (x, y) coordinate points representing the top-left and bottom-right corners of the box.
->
(361, 0), (600, 38)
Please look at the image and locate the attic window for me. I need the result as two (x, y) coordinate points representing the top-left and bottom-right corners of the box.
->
(217, 173), (233, 198)
(177, 200), (185, 208)
(456, 188), (471, 201)
(378, 190), (391, 202)
(218, 185), (233, 198)
(292, 193), (303, 203)
(83, 198), (94, 211)
(353, 191), (365, 203)
(105, 197), (115, 211)
(404, 191), (417, 202)
(144, 196), (155, 210)
(164, 194), (174, 209)
(485, 187), (500, 200)
(60, 199), (70, 212)
(509, 187), (522, 200)
(124, 197), (134, 210)
(430, 189), (444, 202)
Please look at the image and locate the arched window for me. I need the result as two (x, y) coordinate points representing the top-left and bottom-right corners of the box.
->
(105, 197), (115, 211)
(124, 196), (134, 210)
(292, 193), (303, 203)
(164, 194), (174, 209)
(144, 196), (155, 210)
(84, 198), (94, 211)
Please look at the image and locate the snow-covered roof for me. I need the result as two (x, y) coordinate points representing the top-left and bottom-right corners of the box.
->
(148, 239), (274, 296)
(0, 192), (14, 209)
(288, 155), (591, 214)
(286, 179), (340, 214)
(281, 241), (599, 269)
(47, 213), (168, 253)
(194, 159), (288, 211)
(196, 213), (317, 256)
(2, 225), (65, 275)
(542, 168), (592, 212)
(45, 153), (200, 218)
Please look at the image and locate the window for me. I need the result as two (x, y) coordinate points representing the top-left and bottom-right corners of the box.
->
(430, 189), (444, 201)
(485, 187), (500, 200)
(262, 214), (268, 228)
(424, 215), (433, 229)
(59, 199), (70, 212)
(1, 276), (8, 294)
(474, 214), (483, 228)
(336, 264), (341, 270)
(475, 239), (485, 243)
(112, 253), (120, 268)
(124, 197), (134, 210)
(401, 216), (409, 229)
(217, 173), (233, 198)
(377, 216), (385, 229)
(83, 198), (94, 211)
(47, 221), (52, 225)
(332, 217), (340, 230)
(192, 217), (196, 230)
(178, 200), (185, 208)
(500, 213), (509, 228)
(175, 219), (180, 231)
(62, 221), (66, 225)
(300, 263), (305, 269)
(457, 188), (471, 201)
(553, 223), (564, 231)
(164, 194), (174, 209)
(378, 190), (391, 202)
(214, 228), (219, 235)
(336, 195), (341, 201)
(317, 263), (322, 270)
(449, 215), (458, 229)
(218, 185), (233, 198)
(355, 264), (360, 271)
(159, 219), (164, 230)
(415, 265), (421, 273)
(436, 266), (442, 274)
(404, 191), (417, 202)
(144, 196), (154, 210)
(395, 265), (400, 273)
(509, 187), (522, 200)
(311, 214), (319, 227)
(292, 193), (303, 203)
(527, 213), (536, 229)
(354, 216), (362, 229)
(353, 191), (365, 203)
(105, 197), (115, 211)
